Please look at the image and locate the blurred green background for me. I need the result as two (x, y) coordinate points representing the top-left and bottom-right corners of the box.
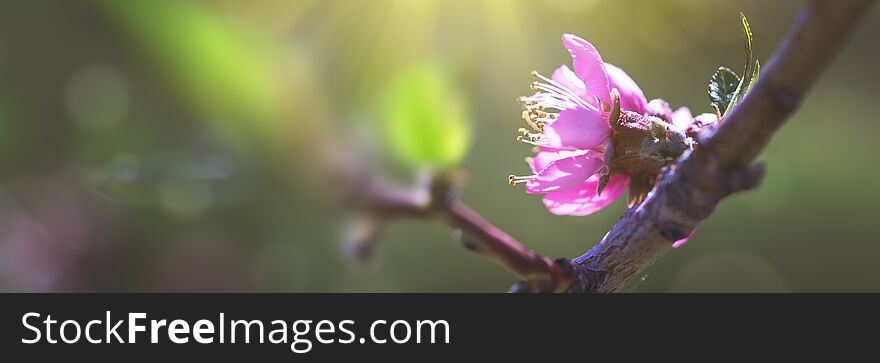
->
(0, 0), (878, 292)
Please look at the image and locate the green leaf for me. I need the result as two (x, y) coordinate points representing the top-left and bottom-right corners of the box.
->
(724, 13), (757, 116)
(381, 63), (471, 169)
(749, 60), (761, 90)
(95, 0), (283, 145)
(739, 13), (753, 69)
(708, 67), (741, 115)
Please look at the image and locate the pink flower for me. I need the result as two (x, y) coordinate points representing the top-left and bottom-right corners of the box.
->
(509, 34), (716, 247)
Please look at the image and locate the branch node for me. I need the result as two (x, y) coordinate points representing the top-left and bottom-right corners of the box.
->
(724, 163), (766, 194)
(659, 226), (690, 242)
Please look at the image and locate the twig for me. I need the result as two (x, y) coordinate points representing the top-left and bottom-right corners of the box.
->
(356, 173), (570, 292)
(443, 201), (570, 292)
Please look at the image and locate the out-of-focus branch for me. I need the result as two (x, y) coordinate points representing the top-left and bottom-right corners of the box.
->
(310, 94), (566, 289)
(562, 0), (875, 293)
(353, 172), (570, 292)
(443, 201), (570, 292)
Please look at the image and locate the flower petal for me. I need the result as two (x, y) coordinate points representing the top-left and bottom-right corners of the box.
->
(694, 112), (719, 126)
(527, 147), (590, 174)
(525, 153), (603, 194)
(605, 63), (647, 114)
(671, 106), (693, 130)
(550, 64), (587, 100)
(542, 173), (628, 216)
(672, 229), (697, 248)
(646, 99), (673, 122)
(561, 34), (610, 106)
(541, 107), (609, 150)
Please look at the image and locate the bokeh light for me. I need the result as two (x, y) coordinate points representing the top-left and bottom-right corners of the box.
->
(0, 0), (878, 292)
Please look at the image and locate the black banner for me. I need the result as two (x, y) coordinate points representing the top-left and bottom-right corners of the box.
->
(1, 294), (876, 360)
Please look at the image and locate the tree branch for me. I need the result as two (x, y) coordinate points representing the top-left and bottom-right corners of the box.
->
(443, 201), (571, 292)
(345, 0), (873, 293)
(565, 0), (875, 293)
(355, 172), (570, 292)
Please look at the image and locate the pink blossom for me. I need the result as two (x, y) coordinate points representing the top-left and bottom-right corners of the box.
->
(509, 34), (714, 246)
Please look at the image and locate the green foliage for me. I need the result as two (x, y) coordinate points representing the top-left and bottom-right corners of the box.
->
(381, 63), (471, 169)
(95, 0), (282, 143)
(711, 13), (761, 117)
(750, 60), (761, 91)
(708, 67), (741, 115)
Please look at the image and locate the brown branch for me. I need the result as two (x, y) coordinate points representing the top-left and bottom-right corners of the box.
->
(355, 172), (570, 292)
(443, 201), (570, 292)
(346, 0), (873, 293)
(564, 0), (875, 293)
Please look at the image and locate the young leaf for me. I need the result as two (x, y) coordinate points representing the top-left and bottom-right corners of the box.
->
(740, 13), (753, 69)
(381, 63), (471, 169)
(736, 15), (759, 101)
(724, 13), (756, 116)
(708, 67), (741, 115)
(749, 60), (761, 90)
